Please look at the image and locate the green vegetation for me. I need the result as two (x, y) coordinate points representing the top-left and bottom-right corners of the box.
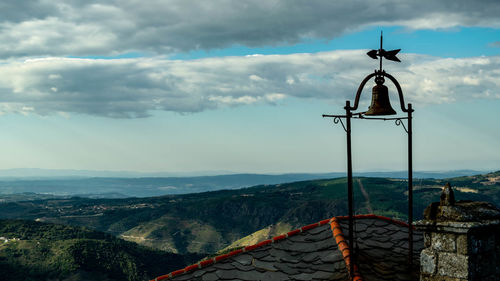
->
(0, 220), (202, 281)
(0, 171), (498, 261)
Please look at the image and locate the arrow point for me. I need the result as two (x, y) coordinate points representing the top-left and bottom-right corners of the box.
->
(367, 50), (378, 60)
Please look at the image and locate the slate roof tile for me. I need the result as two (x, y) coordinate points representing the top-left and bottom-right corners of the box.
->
(290, 272), (314, 281)
(201, 273), (217, 281)
(258, 255), (274, 262)
(251, 259), (278, 272)
(300, 252), (321, 263)
(231, 262), (253, 272)
(193, 270), (205, 278)
(232, 254), (252, 266)
(214, 262), (237, 270)
(312, 270), (337, 279)
(151, 214), (423, 281)
(204, 266), (216, 273)
(274, 263), (302, 275)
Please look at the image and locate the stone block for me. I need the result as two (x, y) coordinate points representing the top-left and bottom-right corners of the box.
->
(435, 277), (466, 281)
(424, 232), (432, 248)
(456, 234), (468, 255)
(420, 249), (437, 275)
(437, 252), (468, 279)
(432, 233), (456, 252)
(422, 275), (467, 281)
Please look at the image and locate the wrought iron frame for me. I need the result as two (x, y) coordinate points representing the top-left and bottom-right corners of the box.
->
(322, 70), (414, 279)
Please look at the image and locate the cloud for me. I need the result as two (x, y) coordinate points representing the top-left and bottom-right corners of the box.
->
(0, 0), (498, 57)
(401, 56), (500, 102)
(0, 51), (497, 118)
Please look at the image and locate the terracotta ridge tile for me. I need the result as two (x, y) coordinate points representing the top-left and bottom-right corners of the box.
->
(330, 217), (364, 281)
(170, 269), (185, 277)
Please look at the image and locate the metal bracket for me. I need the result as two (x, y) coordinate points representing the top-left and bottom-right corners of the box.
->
(395, 118), (409, 134)
(323, 114), (348, 133)
(333, 117), (347, 133)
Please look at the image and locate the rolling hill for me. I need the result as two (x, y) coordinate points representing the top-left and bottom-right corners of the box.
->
(0, 219), (202, 281)
(0, 171), (498, 257)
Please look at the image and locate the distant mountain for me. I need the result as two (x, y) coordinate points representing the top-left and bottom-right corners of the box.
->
(0, 168), (488, 179)
(0, 168), (194, 178)
(0, 169), (489, 198)
(0, 173), (340, 198)
(353, 169), (486, 179)
(0, 219), (202, 281)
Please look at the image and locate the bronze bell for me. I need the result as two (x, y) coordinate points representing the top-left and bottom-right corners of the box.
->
(365, 83), (396, 115)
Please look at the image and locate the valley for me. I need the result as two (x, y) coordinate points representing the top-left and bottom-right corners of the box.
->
(0, 171), (498, 258)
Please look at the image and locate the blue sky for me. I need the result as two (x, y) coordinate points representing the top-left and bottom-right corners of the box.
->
(172, 26), (500, 59)
(0, 1), (498, 174)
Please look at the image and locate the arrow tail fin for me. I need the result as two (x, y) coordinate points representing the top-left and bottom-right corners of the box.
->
(384, 49), (401, 62)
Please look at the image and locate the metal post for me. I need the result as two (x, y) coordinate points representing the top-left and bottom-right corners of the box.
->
(345, 100), (354, 279)
(407, 103), (413, 270)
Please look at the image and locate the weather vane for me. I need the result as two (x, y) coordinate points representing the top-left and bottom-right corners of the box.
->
(366, 31), (401, 73)
(323, 31), (415, 277)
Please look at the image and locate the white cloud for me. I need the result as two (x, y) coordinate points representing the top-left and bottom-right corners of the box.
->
(265, 93), (286, 102)
(249, 74), (265, 81)
(0, 0), (498, 57)
(401, 56), (500, 103)
(48, 74), (61, 79)
(0, 51), (497, 118)
(208, 95), (259, 105)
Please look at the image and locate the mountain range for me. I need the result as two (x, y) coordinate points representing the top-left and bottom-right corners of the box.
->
(0, 169), (488, 198)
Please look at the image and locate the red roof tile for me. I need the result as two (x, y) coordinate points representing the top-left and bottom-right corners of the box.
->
(150, 214), (421, 281)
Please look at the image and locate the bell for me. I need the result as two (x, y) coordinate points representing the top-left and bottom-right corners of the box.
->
(364, 83), (396, 115)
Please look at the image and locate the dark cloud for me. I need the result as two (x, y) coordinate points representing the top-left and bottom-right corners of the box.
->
(0, 52), (497, 118)
(0, 0), (498, 57)
(0, 0), (55, 22)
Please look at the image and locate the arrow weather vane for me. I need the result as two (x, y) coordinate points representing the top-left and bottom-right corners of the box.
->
(366, 31), (401, 72)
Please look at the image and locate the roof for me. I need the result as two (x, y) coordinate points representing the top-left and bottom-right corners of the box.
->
(151, 214), (423, 281)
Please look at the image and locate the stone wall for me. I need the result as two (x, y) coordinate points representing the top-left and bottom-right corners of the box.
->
(419, 222), (499, 281)
(416, 183), (500, 281)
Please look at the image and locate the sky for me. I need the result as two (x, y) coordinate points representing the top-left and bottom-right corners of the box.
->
(0, 0), (498, 175)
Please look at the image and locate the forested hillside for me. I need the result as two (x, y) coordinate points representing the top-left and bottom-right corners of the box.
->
(0, 171), (498, 256)
(0, 220), (201, 281)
